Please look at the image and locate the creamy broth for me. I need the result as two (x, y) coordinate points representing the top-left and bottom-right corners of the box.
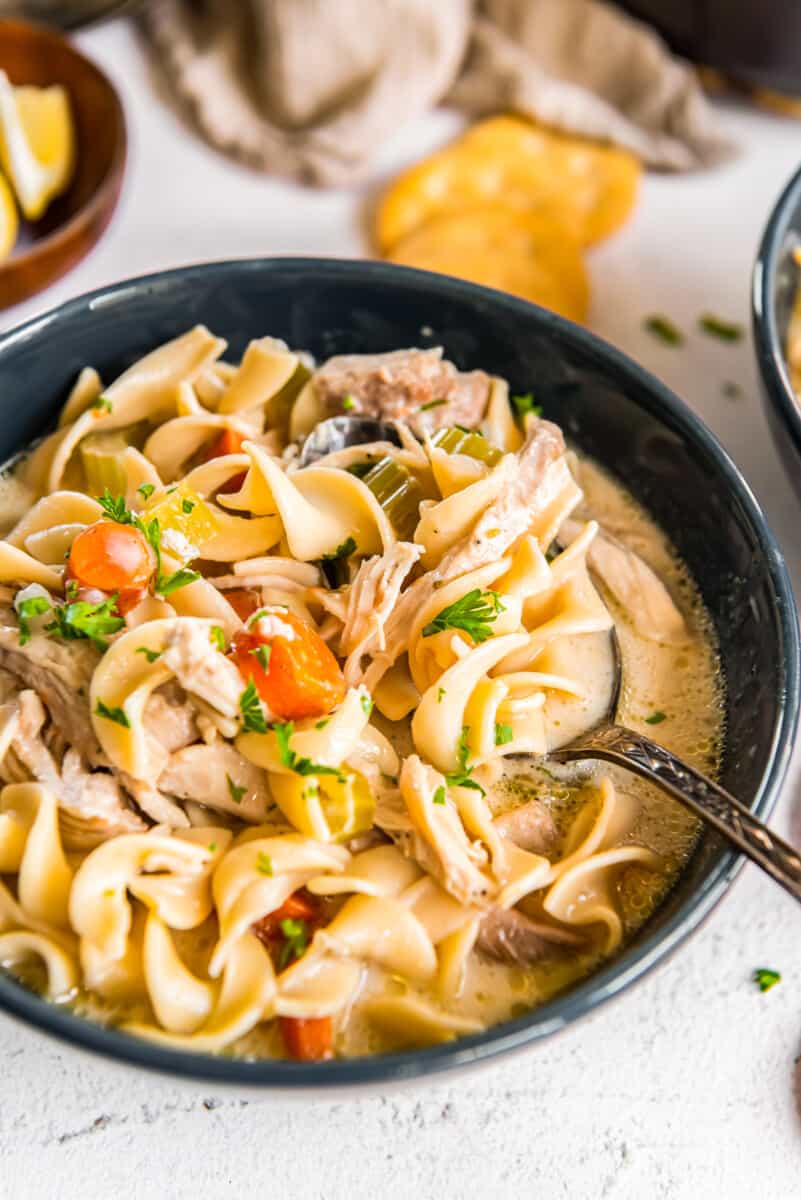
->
(0, 333), (723, 1062)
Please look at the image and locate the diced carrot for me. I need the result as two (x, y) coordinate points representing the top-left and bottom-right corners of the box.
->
(279, 1016), (333, 1062)
(231, 610), (345, 720)
(68, 522), (155, 593)
(202, 428), (247, 494)
(225, 587), (261, 622)
(252, 890), (319, 945)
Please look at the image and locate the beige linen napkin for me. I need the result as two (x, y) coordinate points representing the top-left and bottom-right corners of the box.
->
(145, 0), (733, 185)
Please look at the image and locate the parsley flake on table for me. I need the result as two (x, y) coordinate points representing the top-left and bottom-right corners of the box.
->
(644, 315), (684, 346)
(753, 967), (781, 993)
(698, 314), (744, 342)
(95, 700), (130, 728)
(273, 721), (345, 781)
(422, 588), (504, 644)
(239, 679), (267, 733)
(226, 774), (246, 804)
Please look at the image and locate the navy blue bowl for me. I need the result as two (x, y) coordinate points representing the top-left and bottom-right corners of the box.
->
(0, 258), (797, 1088)
(754, 163), (801, 498)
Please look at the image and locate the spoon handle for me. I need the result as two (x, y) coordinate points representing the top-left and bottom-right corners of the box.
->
(552, 724), (801, 903)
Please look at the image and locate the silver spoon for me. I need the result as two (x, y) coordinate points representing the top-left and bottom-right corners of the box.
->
(299, 416), (402, 466)
(550, 629), (801, 902)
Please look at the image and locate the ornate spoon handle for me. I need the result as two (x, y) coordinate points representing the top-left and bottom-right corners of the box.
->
(551, 724), (801, 903)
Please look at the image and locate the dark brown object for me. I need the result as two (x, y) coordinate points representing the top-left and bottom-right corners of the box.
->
(620, 1), (801, 98)
(0, 19), (126, 309)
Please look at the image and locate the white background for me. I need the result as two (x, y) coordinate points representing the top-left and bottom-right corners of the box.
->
(2, 17), (801, 1200)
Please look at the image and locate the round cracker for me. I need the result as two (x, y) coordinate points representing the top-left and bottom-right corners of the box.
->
(375, 115), (640, 252)
(386, 206), (589, 324)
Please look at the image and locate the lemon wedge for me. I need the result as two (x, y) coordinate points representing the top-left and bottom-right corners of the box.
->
(0, 171), (18, 261)
(0, 70), (75, 221)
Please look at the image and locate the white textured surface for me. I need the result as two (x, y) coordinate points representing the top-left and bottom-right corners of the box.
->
(2, 18), (801, 1200)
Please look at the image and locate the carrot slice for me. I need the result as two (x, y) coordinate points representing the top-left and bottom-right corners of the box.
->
(225, 588), (261, 622)
(202, 428), (247, 494)
(231, 610), (345, 720)
(68, 521), (155, 593)
(280, 1016), (333, 1061)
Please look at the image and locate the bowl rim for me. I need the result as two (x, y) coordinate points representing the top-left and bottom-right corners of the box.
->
(753, 160), (801, 461)
(0, 256), (798, 1088)
(0, 19), (127, 293)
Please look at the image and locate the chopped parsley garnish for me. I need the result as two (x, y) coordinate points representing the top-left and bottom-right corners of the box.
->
(494, 723), (513, 746)
(273, 721), (345, 781)
(95, 699), (130, 728)
(181, 498), (196, 514)
(420, 398), (447, 412)
(432, 785), (446, 805)
(753, 967), (781, 993)
(137, 483), (155, 501)
(46, 594), (125, 650)
(698, 314), (743, 342)
(65, 579), (79, 600)
(360, 693), (373, 716)
(256, 852), (273, 877)
(315, 718), (330, 730)
(136, 646), (162, 663)
(422, 588), (504, 644)
(226, 774), (246, 804)
(445, 726), (485, 795)
(437, 687), (446, 703)
(341, 394), (357, 411)
(323, 536), (357, 561)
(511, 392), (542, 419)
(644, 711), (667, 725)
(156, 568), (200, 596)
(644, 315), (683, 346)
(91, 393), (113, 414)
(250, 643), (272, 670)
(208, 842), (217, 853)
(239, 679), (267, 733)
(97, 490), (162, 568)
(278, 918), (309, 969)
(209, 625), (226, 652)
(17, 595), (50, 646)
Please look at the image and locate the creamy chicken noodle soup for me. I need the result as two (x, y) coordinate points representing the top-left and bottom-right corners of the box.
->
(0, 331), (722, 1060)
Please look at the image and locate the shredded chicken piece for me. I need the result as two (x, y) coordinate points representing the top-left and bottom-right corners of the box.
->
(0, 624), (101, 762)
(312, 347), (490, 435)
(340, 542), (422, 686)
(398, 755), (494, 908)
(364, 420), (570, 688)
(119, 774), (189, 828)
(159, 741), (272, 823)
(477, 906), (584, 965)
(143, 684), (198, 754)
(561, 518), (688, 645)
(5, 690), (145, 847)
(162, 622), (248, 721)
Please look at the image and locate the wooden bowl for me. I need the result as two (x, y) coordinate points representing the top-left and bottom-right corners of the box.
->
(0, 19), (126, 309)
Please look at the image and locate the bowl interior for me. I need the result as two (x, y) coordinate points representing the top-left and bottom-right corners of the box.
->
(0, 20), (125, 302)
(0, 258), (796, 1086)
